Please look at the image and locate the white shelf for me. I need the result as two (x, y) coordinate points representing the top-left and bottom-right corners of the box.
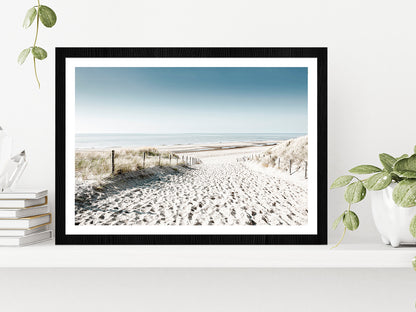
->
(0, 241), (415, 268)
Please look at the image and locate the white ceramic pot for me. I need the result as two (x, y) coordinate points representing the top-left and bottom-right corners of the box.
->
(370, 184), (416, 247)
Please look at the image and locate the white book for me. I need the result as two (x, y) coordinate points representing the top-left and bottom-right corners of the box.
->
(0, 225), (48, 237)
(0, 189), (47, 199)
(0, 231), (52, 246)
(0, 205), (49, 218)
(0, 213), (51, 229)
(0, 197), (47, 208)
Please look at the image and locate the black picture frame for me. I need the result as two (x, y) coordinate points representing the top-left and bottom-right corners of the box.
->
(55, 47), (327, 245)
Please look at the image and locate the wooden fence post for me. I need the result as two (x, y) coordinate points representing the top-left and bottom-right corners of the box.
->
(278, 157), (281, 169)
(159, 154), (161, 166)
(305, 161), (308, 179)
(169, 154), (172, 165)
(111, 150), (115, 174)
(289, 159), (292, 175)
(143, 152), (146, 168)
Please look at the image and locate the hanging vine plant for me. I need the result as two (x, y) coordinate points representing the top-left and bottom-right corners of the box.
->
(18, 1), (57, 88)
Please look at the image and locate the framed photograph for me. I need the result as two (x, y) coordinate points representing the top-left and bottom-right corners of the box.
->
(56, 47), (327, 244)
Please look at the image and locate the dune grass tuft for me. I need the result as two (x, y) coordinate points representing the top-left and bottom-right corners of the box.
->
(257, 136), (308, 173)
(76, 148), (182, 180)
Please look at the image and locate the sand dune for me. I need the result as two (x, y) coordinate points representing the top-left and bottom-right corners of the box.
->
(75, 144), (308, 227)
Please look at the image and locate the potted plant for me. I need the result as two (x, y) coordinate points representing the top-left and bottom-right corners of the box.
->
(331, 145), (416, 248)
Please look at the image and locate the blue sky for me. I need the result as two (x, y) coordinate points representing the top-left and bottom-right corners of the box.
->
(75, 67), (308, 133)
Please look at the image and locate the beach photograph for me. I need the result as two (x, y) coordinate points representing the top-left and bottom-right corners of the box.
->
(74, 66), (309, 228)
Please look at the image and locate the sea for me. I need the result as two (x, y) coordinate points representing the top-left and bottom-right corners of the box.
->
(75, 133), (306, 149)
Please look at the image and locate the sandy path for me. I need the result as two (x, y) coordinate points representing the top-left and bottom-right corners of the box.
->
(75, 147), (308, 226)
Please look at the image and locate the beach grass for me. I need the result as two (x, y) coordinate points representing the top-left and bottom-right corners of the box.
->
(259, 135), (308, 172)
(75, 148), (180, 180)
(76, 151), (112, 179)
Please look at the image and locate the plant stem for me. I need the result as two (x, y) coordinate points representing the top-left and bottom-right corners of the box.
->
(33, 58), (39, 88)
(33, 0), (41, 88)
(33, 1), (40, 46)
(331, 203), (352, 249)
(331, 226), (346, 249)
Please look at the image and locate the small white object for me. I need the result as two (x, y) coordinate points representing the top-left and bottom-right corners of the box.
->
(0, 127), (28, 192)
(7, 150), (28, 190)
(370, 184), (416, 247)
(0, 126), (13, 190)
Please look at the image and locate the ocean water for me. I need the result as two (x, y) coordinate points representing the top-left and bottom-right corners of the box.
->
(75, 133), (306, 149)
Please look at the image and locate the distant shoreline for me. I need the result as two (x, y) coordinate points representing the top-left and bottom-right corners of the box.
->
(75, 133), (306, 150)
(75, 140), (281, 154)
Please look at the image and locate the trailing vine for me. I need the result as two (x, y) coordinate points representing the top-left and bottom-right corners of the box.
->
(18, 1), (57, 88)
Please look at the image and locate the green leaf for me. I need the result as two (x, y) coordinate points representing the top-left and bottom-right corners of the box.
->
(412, 257), (416, 271)
(392, 179), (416, 208)
(397, 154), (409, 161)
(395, 154), (416, 170)
(390, 172), (403, 183)
(39, 5), (57, 28)
(364, 171), (392, 191)
(343, 211), (359, 231)
(344, 181), (366, 203)
(394, 154), (416, 170)
(394, 170), (416, 179)
(410, 215), (416, 238)
(332, 212), (345, 230)
(17, 48), (31, 65)
(414, 146), (416, 155)
(330, 176), (354, 189)
(349, 165), (382, 174)
(379, 153), (396, 172)
(31, 47), (47, 60)
(393, 154), (416, 179)
(23, 7), (37, 28)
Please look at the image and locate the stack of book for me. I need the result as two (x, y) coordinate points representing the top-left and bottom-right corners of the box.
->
(0, 190), (52, 246)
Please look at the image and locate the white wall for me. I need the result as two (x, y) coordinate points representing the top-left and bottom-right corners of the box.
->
(4, 0), (416, 243)
(1, 0), (416, 311)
